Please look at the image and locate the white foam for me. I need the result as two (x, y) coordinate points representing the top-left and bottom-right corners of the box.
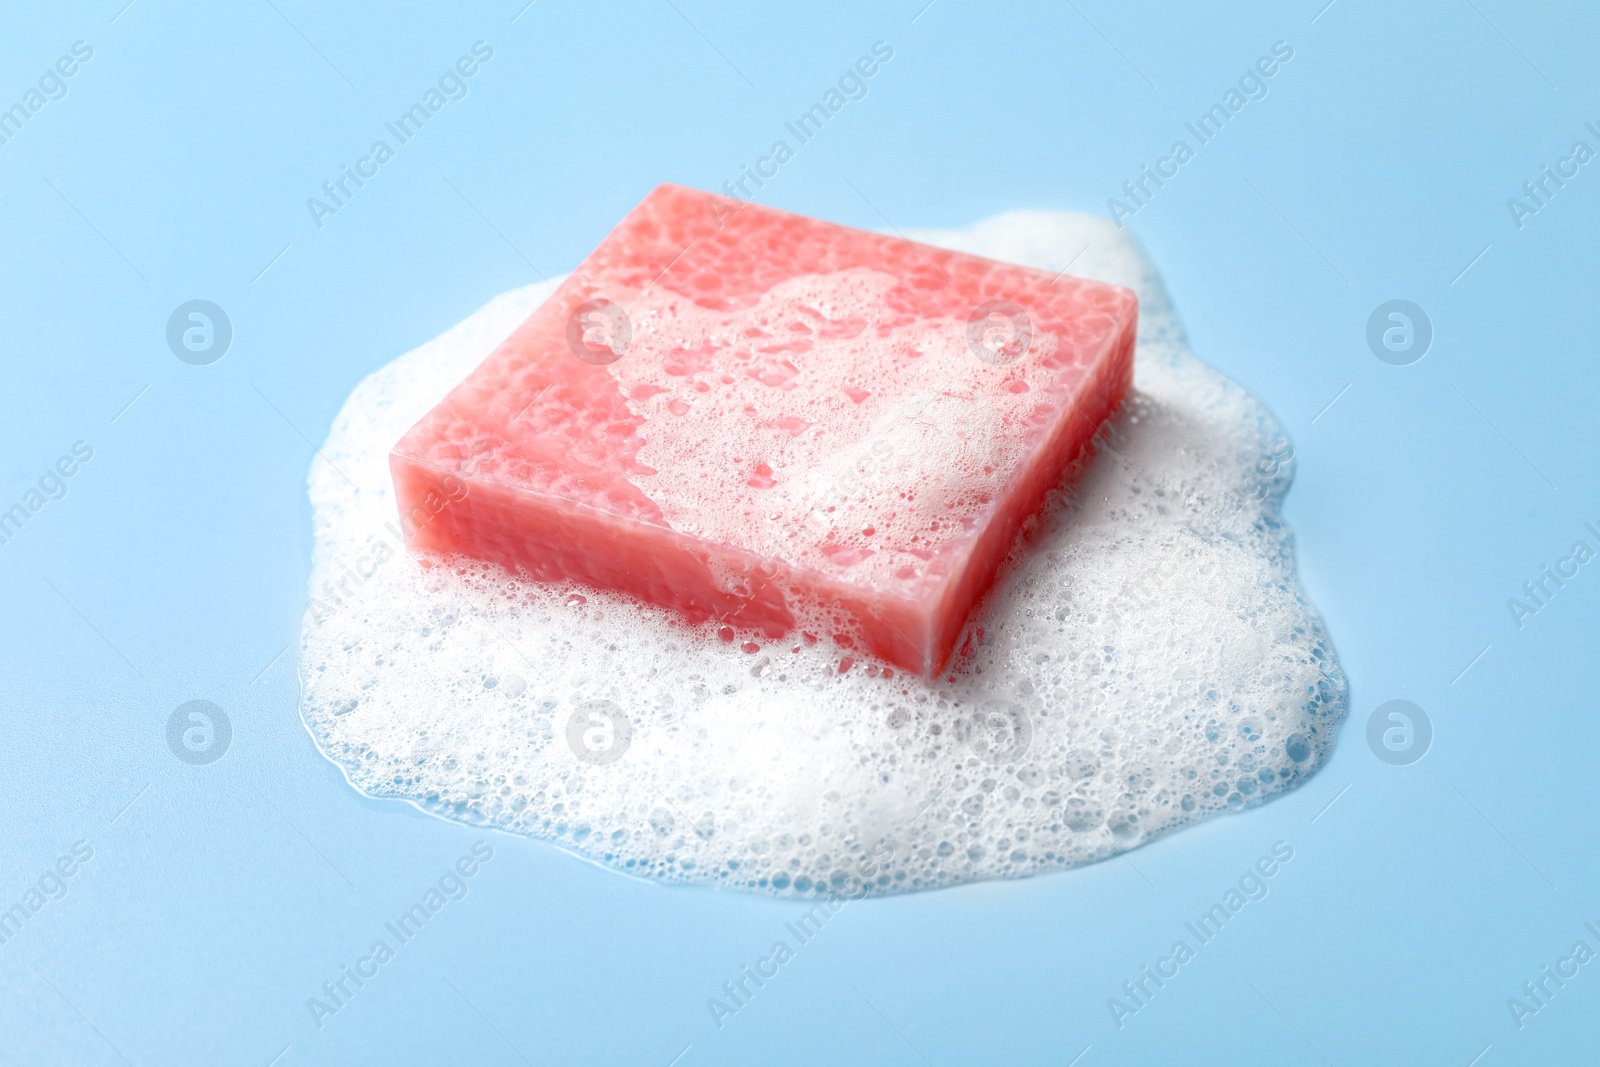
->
(584, 265), (1058, 585)
(298, 210), (1346, 897)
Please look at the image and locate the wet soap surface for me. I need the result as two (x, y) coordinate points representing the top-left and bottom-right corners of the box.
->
(300, 209), (1346, 898)
(390, 184), (1137, 675)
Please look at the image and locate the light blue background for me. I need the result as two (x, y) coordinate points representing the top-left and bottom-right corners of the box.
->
(3, 1), (1597, 1063)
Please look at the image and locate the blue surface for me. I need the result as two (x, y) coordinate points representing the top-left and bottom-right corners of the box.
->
(3, 1), (1598, 1064)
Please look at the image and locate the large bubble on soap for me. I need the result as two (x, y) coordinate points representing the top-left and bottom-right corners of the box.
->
(297, 211), (1346, 897)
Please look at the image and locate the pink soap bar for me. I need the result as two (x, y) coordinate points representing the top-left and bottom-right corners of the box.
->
(391, 184), (1136, 676)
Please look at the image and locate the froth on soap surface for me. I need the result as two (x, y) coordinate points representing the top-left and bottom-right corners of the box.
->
(390, 184), (1137, 676)
(299, 210), (1346, 898)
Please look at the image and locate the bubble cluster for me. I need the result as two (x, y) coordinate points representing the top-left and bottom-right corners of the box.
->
(592, 264), (1058, 587)
(298, 210), (1346, 897)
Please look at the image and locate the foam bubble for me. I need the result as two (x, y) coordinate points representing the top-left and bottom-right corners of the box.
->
(298, 211), (1346, 897)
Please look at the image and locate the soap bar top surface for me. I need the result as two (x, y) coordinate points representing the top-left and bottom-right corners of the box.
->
(392, 183), (1137, 673)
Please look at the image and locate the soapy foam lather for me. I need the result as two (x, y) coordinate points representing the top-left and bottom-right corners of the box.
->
(299, 210), (1346, 897)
